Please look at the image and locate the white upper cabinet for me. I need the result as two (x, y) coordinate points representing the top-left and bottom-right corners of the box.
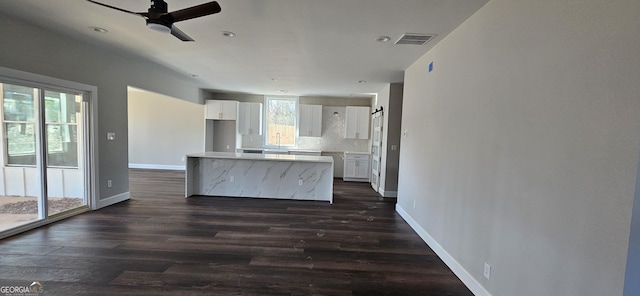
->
(344, 106), (370, 139)
(205, 100), (238, 120)
(299, 104), (322, 137)
(238, 102), (263, 135)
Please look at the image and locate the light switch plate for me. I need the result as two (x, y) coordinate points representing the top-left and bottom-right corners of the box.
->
(107, 132), (115, 141)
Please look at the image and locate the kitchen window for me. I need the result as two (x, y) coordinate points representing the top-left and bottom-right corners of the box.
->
(264, 96), (297, 147)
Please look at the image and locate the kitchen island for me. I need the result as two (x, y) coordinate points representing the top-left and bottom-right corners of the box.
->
(185, 152), (334, 203)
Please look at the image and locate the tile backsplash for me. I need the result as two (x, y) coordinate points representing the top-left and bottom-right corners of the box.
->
(242, 106), (370, 152)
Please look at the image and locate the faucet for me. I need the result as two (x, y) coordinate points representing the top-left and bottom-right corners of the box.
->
(276, 132), (281, 149)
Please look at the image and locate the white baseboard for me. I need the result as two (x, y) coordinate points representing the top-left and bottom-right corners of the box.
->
(94, 192), (130, 210)
(342, 177), (370, 182)
(129, 163), (185, 171)
(396, 204), (491, 296)
(378, 188), (398, 197)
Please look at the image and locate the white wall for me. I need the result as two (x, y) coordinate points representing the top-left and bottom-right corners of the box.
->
(398, 0), (640, 295)
(128, 88), (205, 170)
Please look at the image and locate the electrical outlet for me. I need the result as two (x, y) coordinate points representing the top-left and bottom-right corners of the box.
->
(181, 156), (185, 162)
(107, 180), (112, 188)
(230, 176), (234, 183)
(106, 132), (115, 141)
(298, 179), (303, 186)
(484, 262), (491, 280)
(226, 144), (230, 150)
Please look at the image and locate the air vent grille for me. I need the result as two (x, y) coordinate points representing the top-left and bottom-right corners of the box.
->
(395, 34), (436, 45)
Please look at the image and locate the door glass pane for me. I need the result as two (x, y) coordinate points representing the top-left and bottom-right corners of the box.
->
(44, 91), (84, 216)
(0, 83), (42, 231)
(3, 84), (37, 166)
(3, 85), (35, 121)
(5, 123), (36, 165)
(45, 90), (79, 168)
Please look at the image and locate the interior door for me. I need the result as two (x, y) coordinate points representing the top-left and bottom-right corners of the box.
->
(371, 110), (383, 192)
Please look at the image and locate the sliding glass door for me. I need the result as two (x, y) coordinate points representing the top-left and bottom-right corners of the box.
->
(0, 82), (88, 232)
(44, 90), (85, 216)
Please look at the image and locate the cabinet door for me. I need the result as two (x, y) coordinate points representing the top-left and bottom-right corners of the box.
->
(345, 106), (359, 138)
(345, 106), (370, 139)
(248, 102), (262, 135)
(299, 104), (322, 137)
(206, 100), (238, 120)
(220, 101), (238, 120)
(356, 160), (370, 178)
(356, 107), (370, 139)
(205, 100), (221, 119)
(239, 102), (262, 135)
(344, 159), (357, 178)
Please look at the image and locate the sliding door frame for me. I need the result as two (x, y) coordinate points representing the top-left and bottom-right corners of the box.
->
(0, 67), (98, 239)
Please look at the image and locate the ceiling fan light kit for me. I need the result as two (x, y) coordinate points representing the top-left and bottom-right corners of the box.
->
(86, 0), (221, 41)
(147, 23), (171, 33)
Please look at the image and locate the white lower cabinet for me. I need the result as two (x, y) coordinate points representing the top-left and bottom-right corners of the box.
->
(343, 152), (370, 182)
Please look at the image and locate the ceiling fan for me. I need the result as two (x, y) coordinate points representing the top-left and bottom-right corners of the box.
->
(86, 0), (221, 41)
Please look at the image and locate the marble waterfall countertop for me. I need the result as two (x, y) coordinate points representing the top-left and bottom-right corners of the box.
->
(186, 151), (333, 163)
(185, 152), (334, 203)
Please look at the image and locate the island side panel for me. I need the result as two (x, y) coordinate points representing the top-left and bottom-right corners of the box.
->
(185, 154), (334, 202)
(272, 161), (309, 200)
(185, 156), (197, 197)
(313, 162), (334, 203)
(197, 158), (227, 196)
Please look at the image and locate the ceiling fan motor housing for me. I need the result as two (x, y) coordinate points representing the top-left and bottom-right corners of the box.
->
(150, 0), (168, 13)
(147, 0), (172, 32)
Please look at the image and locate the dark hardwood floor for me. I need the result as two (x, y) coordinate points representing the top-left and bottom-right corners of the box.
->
(0, 169), (473, 296)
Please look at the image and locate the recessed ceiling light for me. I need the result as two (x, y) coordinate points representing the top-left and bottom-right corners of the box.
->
(279, 90), (289, 93)
(358, 80), (367, 84)
(221, 31), (236, 38)
(89, 26), (108, 33)
(375, 36), (391, 42)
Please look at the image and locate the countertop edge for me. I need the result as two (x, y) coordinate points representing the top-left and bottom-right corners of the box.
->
(187, 152), (334, 163)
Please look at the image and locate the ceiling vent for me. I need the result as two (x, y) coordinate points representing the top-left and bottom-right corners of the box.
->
(395, 33), (436, 45)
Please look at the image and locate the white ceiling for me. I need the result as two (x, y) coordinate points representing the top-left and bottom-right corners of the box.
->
(0, 0), (487, 97)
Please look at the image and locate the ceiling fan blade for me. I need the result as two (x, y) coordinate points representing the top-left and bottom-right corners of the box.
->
(171, 25), (195, 42)
(86, 0), (148, 18)
(168, 1), (221, 23)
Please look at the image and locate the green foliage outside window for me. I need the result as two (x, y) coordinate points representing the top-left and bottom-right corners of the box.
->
(2, 83), (80, 167)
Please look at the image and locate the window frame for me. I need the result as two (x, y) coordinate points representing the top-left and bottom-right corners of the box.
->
(2, 84), (81, 168)
(264, 96), (298, 148)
